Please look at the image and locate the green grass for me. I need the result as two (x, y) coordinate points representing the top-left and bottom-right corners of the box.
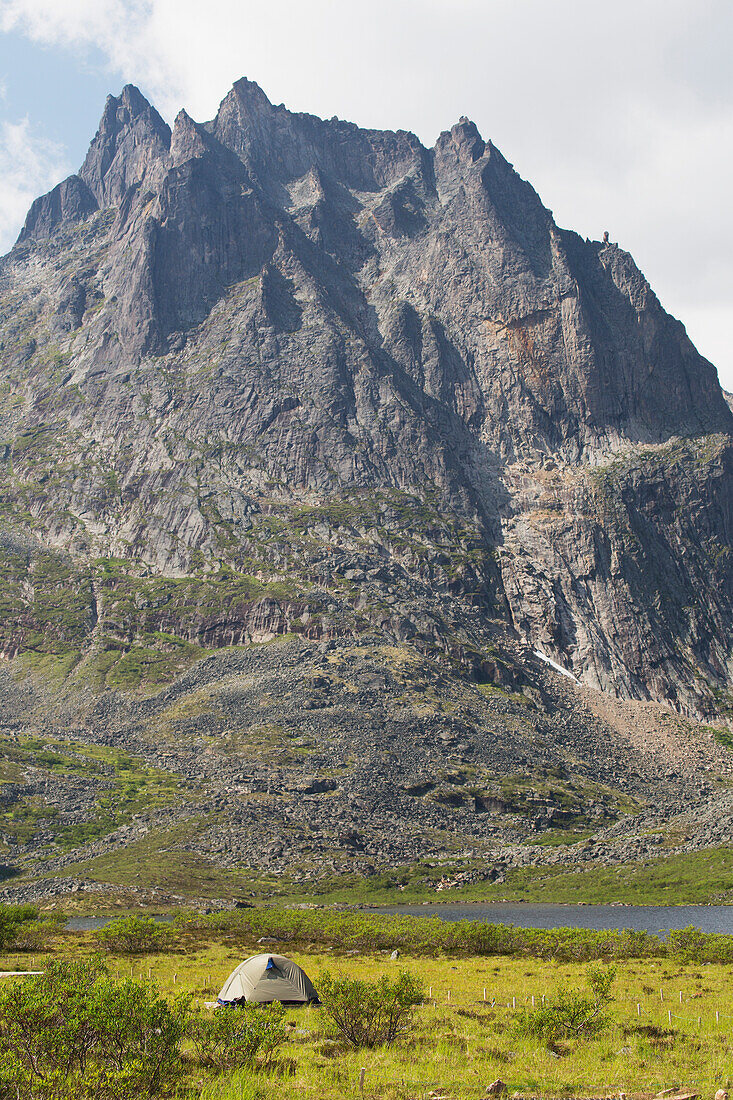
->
(486, 846), (733, 905)
(59, 820), (281, 899)
(712, 728), (733, 751)
(528, 828), (594, 848)
(0, 734), (185, 852)
(245, 846), (733, 908)
(101, 639), (209, 690)
(4, 931), (733, 1098)
(22, 840), (733, 909)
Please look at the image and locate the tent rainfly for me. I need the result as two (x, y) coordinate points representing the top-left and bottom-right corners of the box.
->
(217, 954), (320, 1005)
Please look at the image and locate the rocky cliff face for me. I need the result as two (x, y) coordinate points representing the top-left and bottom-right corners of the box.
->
(1, 79), (732, 724)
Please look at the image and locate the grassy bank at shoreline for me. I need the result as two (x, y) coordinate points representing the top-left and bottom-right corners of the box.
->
(273, 847), (733, 908)
(22, 840), (733, 919)
(23, 843), (733, 916)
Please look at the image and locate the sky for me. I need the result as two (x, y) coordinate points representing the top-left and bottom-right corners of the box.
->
(0, 0), (731, 387)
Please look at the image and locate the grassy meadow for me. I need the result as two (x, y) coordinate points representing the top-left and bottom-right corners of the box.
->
(4, 917), (733, 1099)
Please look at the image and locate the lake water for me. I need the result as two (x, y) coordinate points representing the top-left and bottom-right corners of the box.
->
(67, 903), (733, 935)
(66, 915), (175, 931)
(378, 902), (733, 935)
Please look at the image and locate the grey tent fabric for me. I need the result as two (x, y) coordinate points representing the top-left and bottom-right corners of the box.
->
(217, 954), (319, 1005)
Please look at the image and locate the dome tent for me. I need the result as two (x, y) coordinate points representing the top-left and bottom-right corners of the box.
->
(217, 954), (319, 1006)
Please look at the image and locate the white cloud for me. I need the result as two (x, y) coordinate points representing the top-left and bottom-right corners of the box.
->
(0, 118), (69, 251)
(1, 0), (731, 384)
(0, 0), (187, 116)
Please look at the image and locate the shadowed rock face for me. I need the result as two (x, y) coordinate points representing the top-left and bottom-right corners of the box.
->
(18, 176), (98, 243)
(2, 79), (733, 718)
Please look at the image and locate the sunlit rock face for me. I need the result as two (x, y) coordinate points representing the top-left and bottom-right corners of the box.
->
(2, 78), (733, 719)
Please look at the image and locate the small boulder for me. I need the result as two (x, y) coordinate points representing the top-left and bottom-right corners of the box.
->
(486, 1080), (507, 1096)
(716, 1091), (729, 1100)
(390, 949), (400, 960)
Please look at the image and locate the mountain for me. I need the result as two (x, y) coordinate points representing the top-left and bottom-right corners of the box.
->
(1, 81), (732, 907)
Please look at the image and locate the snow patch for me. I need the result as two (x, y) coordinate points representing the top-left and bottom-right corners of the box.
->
(533, 649), (579, 683)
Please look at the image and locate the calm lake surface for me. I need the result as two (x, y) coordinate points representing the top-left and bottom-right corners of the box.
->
(379, 903), (733, 935)
(67, 903), (733, 935)
(66, 915), (175, 931)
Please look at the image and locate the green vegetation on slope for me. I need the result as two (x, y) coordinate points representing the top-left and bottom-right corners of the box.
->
(30, 840), (733, 909)
(0, 734), (185, 853)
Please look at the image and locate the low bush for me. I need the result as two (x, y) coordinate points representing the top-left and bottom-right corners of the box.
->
(95, 915), (174, 955)
(0, 957), (189, 1100)
(187, 1003), (287, 1071)
(0, 904), (41, 950)
(89, 974), (190, 1088)
(188, 907), (667, 962)
(11, 916), (65, 953)
(318, 970), (424, 1048)
(667, 925), (733, 964)
(513, 963), (616, 1044)
(84, 907), (733, 967)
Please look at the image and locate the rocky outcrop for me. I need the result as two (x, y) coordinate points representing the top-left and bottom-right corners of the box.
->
(0, 79), (732, 721)
(2, 635), (733, 903)
(79, 84), (171, 207)
(18, 175), (98, 243)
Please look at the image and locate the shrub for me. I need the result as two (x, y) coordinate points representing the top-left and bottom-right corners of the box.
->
(188, 1003), (287, 1071)
(130, 907), (733, 967)
(513, 963), (616, 1044)
(89, 975), (190, 1089)
(95, 915), (174, 955)
(11, 916), (65, 953)
(190, 908), (666, 963)
(0, 904), (40, 950)
(0, 957), (189, 1100)
(318, 970), (424, 1048)
(667, 925), (733, 965)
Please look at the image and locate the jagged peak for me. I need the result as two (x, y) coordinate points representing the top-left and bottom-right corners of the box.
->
(211, 76), (279, 146)
(212, 77), (427, 196)
(435, 117), (486, 164)
(170, 107), (228, 167)
(16, 174), (98, 245)
(230, 77), (274, 109)
(95, 84), (168, 136)
(118, 83), (155, 115)
(213, 76), (278, 134)
(432, 119), (489, 208)
(80, 84), (171, 208)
